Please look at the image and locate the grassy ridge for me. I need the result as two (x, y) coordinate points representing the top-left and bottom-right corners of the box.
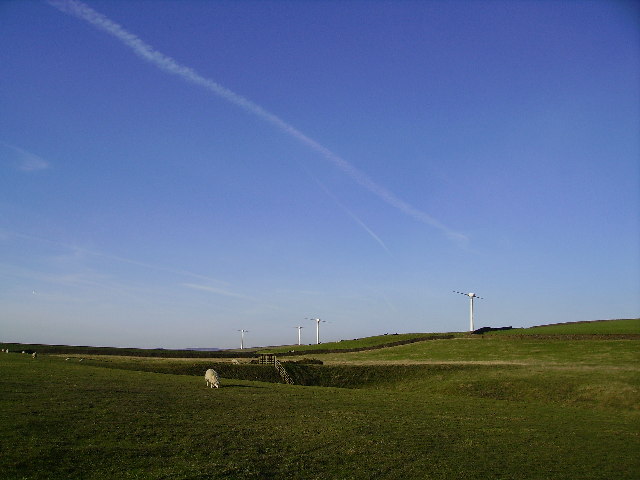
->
(314, 336), (640, 366)
(260, 333), (457, 355)
(52, 337), (640, 412)
(0, 343), (255, 358)
(493, 318), (640, 335)
(0, 334), (449, 357)
(1, 353), (638, 479)
(2, 319), (638, 478)
(2, 319), (636, 358)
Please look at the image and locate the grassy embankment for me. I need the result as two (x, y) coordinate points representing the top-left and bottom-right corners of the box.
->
(1, 318), (638, 479)
(491, 317), (640, 335)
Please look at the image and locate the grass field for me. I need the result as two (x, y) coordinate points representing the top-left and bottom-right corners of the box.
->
(260, 333), (458, 355)
(1, 319), (638, 479)
(493, 318), (640, 335)
(314, 336), (640, 366)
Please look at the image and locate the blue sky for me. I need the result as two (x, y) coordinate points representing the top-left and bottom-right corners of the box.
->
(1, 0), (638, 349)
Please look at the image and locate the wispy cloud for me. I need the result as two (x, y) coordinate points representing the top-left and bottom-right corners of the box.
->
(312, 176), (391, 254)
(182, 283), (255, 300)
(0, 261), (145, 304)
(0, 141), (50, 172)
(47, 0), (466, 244)
(2, 230), (227, 285)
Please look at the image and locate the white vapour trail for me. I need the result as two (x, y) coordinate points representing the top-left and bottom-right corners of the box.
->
(312, 177), (391, 254)
(48, 0), (466, 242)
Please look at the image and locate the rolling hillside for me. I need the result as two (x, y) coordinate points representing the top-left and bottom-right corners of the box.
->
(1, 318), (638, 479)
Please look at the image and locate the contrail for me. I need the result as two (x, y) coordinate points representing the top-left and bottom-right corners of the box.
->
(48, 0), (467, 243)
(312, 176), (391, 254)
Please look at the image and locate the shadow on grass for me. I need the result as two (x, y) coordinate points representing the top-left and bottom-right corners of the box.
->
(220, 383), (266, 389)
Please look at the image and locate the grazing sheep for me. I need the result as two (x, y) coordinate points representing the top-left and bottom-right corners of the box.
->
(65, 358), (70, 361)
(204, 368), (220, 388)
(32, 352), (37, 358)
(231, 359), (239, 365)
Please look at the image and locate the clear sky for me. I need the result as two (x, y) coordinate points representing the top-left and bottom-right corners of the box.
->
(1, 0), (638, 349)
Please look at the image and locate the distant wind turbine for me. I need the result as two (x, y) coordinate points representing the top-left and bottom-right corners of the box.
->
(294, 326), (304, 345)
(453, 291), (484, 332)
(238, 329), (249, 349)
(306, 317), (326, 344)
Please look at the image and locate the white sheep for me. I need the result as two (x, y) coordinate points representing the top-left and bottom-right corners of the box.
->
(32, 352), (37, 358)
(204, 368), (220, 388)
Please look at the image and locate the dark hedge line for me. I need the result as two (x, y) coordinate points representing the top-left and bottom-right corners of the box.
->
(472, 326), (512, 334)
(281, 363), (487, 388)
(0, 343), (255, 358)
(270, 334), (456, 357)
(77, 358), (487, 388)
(79, 359), (284, 383)
(1, 335), (455, 359)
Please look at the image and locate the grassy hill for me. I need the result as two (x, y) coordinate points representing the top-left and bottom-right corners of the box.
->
(1, 318), (638, 479)
(491, 317), (640, 335)
(2, 318), (636, 358)
(259, 332), (458, 355)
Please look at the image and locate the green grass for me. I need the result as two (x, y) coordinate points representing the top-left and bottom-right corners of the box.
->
(259, 332), (456, 354)
(59, 351), (639, 409)
(496, 318), (640, 335)
(2, 319), (639, 479)
(313, 336), (640, 366)
(1, 353), (638, 479)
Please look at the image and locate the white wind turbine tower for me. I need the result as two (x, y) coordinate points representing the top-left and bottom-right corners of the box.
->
(294, 326), (304, 345)
(453, 291), (484, 332)
(307, 317), (325, 344)
(238, 329), (249, 349)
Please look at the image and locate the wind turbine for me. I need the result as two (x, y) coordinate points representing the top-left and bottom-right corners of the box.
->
(453, 291), (484, 332)
(238, 329), (249, 349)
(294, 326), (304, 345)
(307, 317), (325, 344)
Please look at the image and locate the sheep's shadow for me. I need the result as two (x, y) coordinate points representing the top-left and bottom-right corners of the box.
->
(220, 383), (265, 389)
